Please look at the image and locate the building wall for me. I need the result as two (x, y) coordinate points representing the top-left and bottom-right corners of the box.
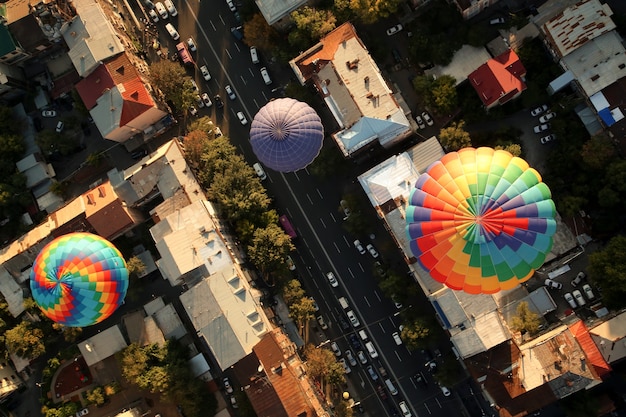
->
(104, 106), (167, 142)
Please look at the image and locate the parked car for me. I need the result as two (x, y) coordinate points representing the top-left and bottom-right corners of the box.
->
(415, 115), (426, 129)
(164, 0), (177, 16)
(190, 79), (198, 91)
(236, 111), (247, 125)
(366, 365), (379, 381)
(189, 106), (198, 116)
(326, 272), (339, 287)
(544, 279), (563, 290)
(316, 315), (328, 330)
(414, 371), (428, 388)
(347, 310), (360, 327)
(230, 26), (243, 41)
(330, 342), (341, 357)
(539, 112), (556, 123)
(76, 409), (89, 417)
(583, 284), (595, 300)
(214, 95), (224, 108)
(366, 244), (379, 258)
(229, 396), (238, 409)
(285, 255), (296, 271)
(392, 295), (402, 309)
(186, 37), (197, 52)
(148, 9), (159, 22)
(225, 85), (236, 100)
(533, 124), (551, 133)
(440, 385), (451, 396)
(357, 350), (368, 364)
(201, 93), (212, 107)
(340, 200), (351, 219)
(386, 24), (403, 36)
(573, 290), (586, 306)
(531, 104), (548, 116)
(196, 94), (204, 108)
(223, 377), (233, 394)
(55, 121), (64, 133)
(540, 134), (557, 144)
(353, 240), (366, 254)
(490, 17), (505, 25)
(564, 293), (577, 309)
(200, 65), (211, 81)
(421, 111), (434, 126)
(571, 272), (586, 286)
(338, 358), (351, 374)
(309, 297), (319, 311)
(339, 316), (350, 330)
(226, 0), (236, 11)
(345, 350), (357, 366)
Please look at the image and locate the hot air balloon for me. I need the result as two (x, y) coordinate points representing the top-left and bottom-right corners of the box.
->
(406, 147), (556, 294)
(250, 98), (324, 172)
(30, 232), (129, 327)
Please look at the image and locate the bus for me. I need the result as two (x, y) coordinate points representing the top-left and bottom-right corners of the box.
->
(279, 215), (297, 239)
(176, 42), (194, 66)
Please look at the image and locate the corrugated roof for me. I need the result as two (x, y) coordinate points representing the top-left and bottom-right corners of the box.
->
(569, 320), (611, 379)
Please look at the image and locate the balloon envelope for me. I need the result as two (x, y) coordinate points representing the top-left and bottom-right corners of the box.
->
(406, 147), (556, 294)
(250, 98), (324, 172)
(30, 232), (129, 327)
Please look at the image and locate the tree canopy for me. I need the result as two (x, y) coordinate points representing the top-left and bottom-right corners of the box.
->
(291, 7), (336, 41)
(148, 60), (194, 112)
(334, 0), (403, 24)
(4, 321), (46, 359)
(588, 235), (626, 308)
(509, 302), (540, 335)
(243, 13), (279, 51)
(438, 121), (472, 151)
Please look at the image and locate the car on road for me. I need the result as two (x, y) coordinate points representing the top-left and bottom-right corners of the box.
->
(76, 409), (89, 417)
(186, 37), (197, 52)
(339, 317), (350, 330)
(366, 365), (379, 381)
(201, 93), (212, 107)
(226, 0), (236, 11)
(539, 112), (556, 123)
(164, 0), (177, 16)
(573, 290), (586, 306)
(386, 24), (403, 36)
(42, 110), (56, 117)
(196, 94), (204, 108)
(345, 350), (357, 366)
(353, 240), (366, 254)
(347, 310), (360, 327)
(392, 332), (402, 345)
(316, 315), (328, 329)
(225, 85), (236, 100)
(426, 360), (438, 372)
(399, 401), (412, 417)
(260, 66), (272, 85)
(422, 111), (434, 126)
(415, 115), (425, 129)
(190, 79), (198, 91)
(564, 293), (577, 309)
(338, 358), (351, 374)
(583, 284), (595, 300)
(214, 95), (224, 108)
(531, 104), (548, 116)
(250, 46), (259, 64)
(572, 271), (585, 286)
(200, 65), (211, 81)
(326, 272), (339, 287)
(149, 9), (159, 22)
(55, 121), (64, 133)
(229, 396), (238, 409)
(544, 278), (563, 290)
(392, 295), (402, 309)
(366, 244), (379, 258)
(330, 342), (341, 356)
(165, 23), (179, 40)
(440, 385), (451, 396)
(223, 377), (233, 394)
(230, 26), (243, 41)
(533, 123), (551, 133)
(189, 106), (198, 116)
(237, 111), (248, 125)
(309, 297), (319, 311)
(540, 134), (557, 144)
(357, 350), (368, 364)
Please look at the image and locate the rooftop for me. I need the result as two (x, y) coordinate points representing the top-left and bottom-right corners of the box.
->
(78, 325), (128, 367)
(254, 0), (307, 25)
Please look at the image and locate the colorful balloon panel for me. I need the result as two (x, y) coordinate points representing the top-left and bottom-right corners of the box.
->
(30, 232), (129, 327)
(406, 147), (557, 294)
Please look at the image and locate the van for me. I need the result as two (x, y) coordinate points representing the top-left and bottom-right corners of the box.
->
(260, 67), (272, 85)
(384, 378), (398, 396)
(399, 401), (412, 417)
(253, 162), (267, 180)
(164, 0), (177, 16)
(338, 297), (349, 310)
(155, 2), (168, 19)
(165, 23), (179, 40)
(365, 341), (378, 358)
(358, 330), (368, 341)
(250, 46), (259, 64)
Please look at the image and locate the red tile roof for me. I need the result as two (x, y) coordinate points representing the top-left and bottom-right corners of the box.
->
(104, 53), (139, 85)
(469, 49), (527, 107)
(119, 78), (155, 126)
(75, 64), (115, 110)
(569, 320), (611, 379)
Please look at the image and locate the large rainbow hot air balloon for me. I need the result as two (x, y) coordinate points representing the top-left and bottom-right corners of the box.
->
(406, 147), (556, 294)
(30, 232), (129, 327)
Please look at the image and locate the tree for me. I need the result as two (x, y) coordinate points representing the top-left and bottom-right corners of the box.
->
(4, 321), (46, 359)
(438, 121), (472, 151)
(187, 116), (215, 136)
(36, 130), (78, 156)
(303, 344), (345, 394)
(400, 317), (431, 351)
(334, 0), (403, 24)
(289, 297), (316, 341)
(243, 13), (279, 51)
(581, 135), (617, 170)
(148, 60), (193, 111)
(195, 136), (238, 187)
(431, 75), (457, 114)
(247, 224), (295, 280)
(494, 143), (522, 157)
(52, 323), (83, 342)
(335, 401), (354, 417)
(509, 302), (540, 335)
(282, 279), (305, 306)
(588, 235), (626, 308)
(182, 130), (210, 167)
(291, 7), (337, 41)
(85, 386), (106, 406)
(126, 256), (146, 277)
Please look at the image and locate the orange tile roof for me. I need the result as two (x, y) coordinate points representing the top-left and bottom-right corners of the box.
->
(119, 77), (155, 126)
(83, 181), (137, 240)
(569, 320), (611, 379)
(75, 64), (116, 110)
(469, 49), (527, 107)
(104, 53), (141, 85)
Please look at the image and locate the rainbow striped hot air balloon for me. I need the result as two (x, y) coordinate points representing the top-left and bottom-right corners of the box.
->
(406, 147), (556, 294)
(30, 232), (129, 327)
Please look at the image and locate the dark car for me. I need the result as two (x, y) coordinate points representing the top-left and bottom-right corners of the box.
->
(131, 149), (148, 160)
(349, 334), (361, 351)
(214, 95), (224, 109)
(339, 316), (350, 330)
(230, 26), (243, 41)
(392, 48), (402, 64)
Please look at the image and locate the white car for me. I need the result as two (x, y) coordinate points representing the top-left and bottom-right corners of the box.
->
(223, 377), (233, 394)
(422, 111), (434, 126)
(165, 23), (179, 40)
(196, 94), (204, 108)
(531, 104), (548, 116)
(345, 350), (357, 366)
(582, 284), (594, 300)
(190, 79), (198, 91)
(338, 358), (351, 374)
(539, 112), (556, 123)
(42, 110), (56, 117)
(386, 24), (403, 36)
(353, 240), (366, 254)
(200, 65), (211, 81)
(148, 9), (159, 22)
(201, 92), (212, 107)
(330, 342), (341, 357)
(186, 37), (197, 52)
(76, 409), (89, 417)
(285, 255), (295, 271)
(540, 134), (556, 144)
(564, 293), (577, 309)
(55, 121), (64, 133)
(237, 111), (247, 125)
(440, 385), (451, 397)
(326, 272), (338, 288)
(573, 290), (586, 306)
(392, 332), (402, 345)
(189, 106), (198, 116)
(225, 85), (236, 100)
(226, 0), (236, 11)
(533, 124), (550, 133)
(347, 310), (360, 327)
(164, 0), (177, 16)
(366, 244), (379, 259)
(316, 315), (328, 330)
(544, 278), (562, 290)
(415, 115), (425, 129)
(571, 271), (585, 287)
(357, 350), (368, 364)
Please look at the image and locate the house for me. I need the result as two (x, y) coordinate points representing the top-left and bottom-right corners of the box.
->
(16, 153), (61, 213)
(78, 325), (128, 367)
(0, 359), (22, 402)
(468, 49), (527, 109)
(290, 22), (412, 157)
(452, 0), (500, 20)
(589, 311), (626, 364)
(255, 0), (309, 30)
